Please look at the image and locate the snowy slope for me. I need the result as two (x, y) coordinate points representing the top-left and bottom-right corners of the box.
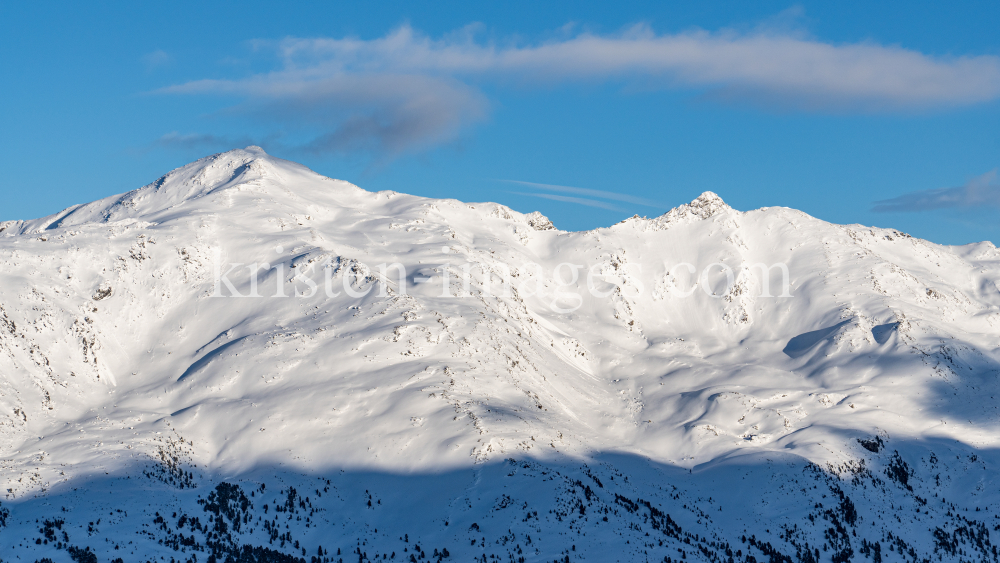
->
(1, 147), (1000, 563)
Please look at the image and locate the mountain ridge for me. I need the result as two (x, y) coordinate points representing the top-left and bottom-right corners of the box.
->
(1, 148), (999, 562)
(5, 147), (766, 237)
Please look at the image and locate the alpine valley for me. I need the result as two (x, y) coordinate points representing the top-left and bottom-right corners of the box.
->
(1, 147), (1000, 563)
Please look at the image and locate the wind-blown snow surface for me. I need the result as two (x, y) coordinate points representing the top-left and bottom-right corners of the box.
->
(1, 147), (1000, 562)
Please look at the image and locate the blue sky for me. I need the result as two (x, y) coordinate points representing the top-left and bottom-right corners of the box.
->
(2, 1), (998, 244)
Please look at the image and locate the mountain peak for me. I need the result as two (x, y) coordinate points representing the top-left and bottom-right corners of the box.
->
(691, 190), (725, 206)
(17, 146), (293, 233)
(649, 190), (733, 228)
(687, 190), (730, 215)
(202, 145), (272, 170)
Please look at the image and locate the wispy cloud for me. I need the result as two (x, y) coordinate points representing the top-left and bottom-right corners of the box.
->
(502, 180), (662, 208)
(160, 71), (487, 161)
(157, 20), (1000, 159)
(269, 23), (1000, 110)
(143, 49), (171, 70)
(872, 170), (1000, 212)
(510, 191), (626, 212)
(155, 131), (260, 151)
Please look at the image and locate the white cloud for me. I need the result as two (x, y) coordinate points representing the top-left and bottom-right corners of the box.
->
(164, 73), (487, 158)
(502, 180), (662, 208)
(873, 170), (1000, 212)
(273, 24), (1000, 110)
(510, 192), (625, 212)
(159, 23), (1000, 157)
(143, 49), (171, 70)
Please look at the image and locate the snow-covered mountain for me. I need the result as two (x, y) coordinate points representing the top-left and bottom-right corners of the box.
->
(1, 147), (999, 563)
